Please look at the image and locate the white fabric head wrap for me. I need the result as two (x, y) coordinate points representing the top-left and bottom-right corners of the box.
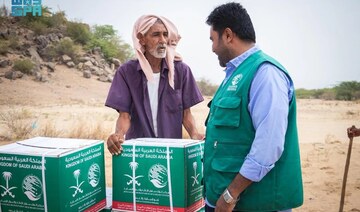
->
(132, 15), (181, 89)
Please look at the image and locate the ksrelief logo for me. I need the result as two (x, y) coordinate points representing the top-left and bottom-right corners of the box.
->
(88, 163), (101, 187)
(148, 164), (168, 188)
(227, 74), (243, 91)
(1, 171), (17, 198)
(22, 175), (42, 201)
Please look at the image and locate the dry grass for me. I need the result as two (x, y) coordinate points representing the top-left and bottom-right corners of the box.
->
(67, 119), (111, 141)
(0, 109), (113, 142)
(0, 109), (36, 140)
(0, 94), (360, 211)
(40, 120), (64, 137)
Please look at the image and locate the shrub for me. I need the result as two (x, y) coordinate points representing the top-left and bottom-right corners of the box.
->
(38, 38), (79, 61)
(28, 20), (48, 35)
(66, 21), (91, 45)
(295, 88), (336, 100)
(55, 37), (79, 59)
(13, 59), (34, 74)
(0, 39), (9, 55)
(8, 37), (20, 49)
(295, 88), (314, 99)
(18, 6), (56, 25)
(196, 78), (218, 96)
(318, 89), (336, 100)
(89, 38), (120, 60)
(48, 11), (67, 27)
(334, 81), (360, 101)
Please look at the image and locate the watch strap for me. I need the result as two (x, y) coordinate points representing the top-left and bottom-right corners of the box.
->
(222, 188), (239, 204)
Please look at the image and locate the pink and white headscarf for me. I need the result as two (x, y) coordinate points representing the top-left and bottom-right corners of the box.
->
(132, 15), (181, 89)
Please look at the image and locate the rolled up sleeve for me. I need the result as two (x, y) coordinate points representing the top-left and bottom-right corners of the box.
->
(240, 63), (292, 182)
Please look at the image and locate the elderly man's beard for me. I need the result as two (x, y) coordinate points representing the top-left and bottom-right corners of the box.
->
(148, 44), (167, 58)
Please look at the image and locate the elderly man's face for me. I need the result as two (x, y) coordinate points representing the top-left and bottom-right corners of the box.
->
(140, 21), (168, 59)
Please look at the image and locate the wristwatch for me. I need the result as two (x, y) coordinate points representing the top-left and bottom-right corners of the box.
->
(222, 188), (239, 204)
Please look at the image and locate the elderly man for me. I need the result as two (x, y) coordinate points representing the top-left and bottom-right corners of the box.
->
(105, 15), (204, 155)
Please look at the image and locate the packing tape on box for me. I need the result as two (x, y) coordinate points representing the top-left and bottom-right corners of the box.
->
(132, 143), (136, 211)
(166, 144), (174, 211)
(41, 148), (62, 212)
(130, 141), (174, 212)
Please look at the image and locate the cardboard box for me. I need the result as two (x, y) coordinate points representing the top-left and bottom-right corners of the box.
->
(112, 138), (204, 212)
(0, 137), (106, 212)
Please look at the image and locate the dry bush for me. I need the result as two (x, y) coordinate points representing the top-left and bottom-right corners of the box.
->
(28, 20), (48, 35)
(88, 123), (110, 141)
(67, 119), (87, 139)
(40, 121), (63, 137)
(0, 109), (36, 140)
(0, 39), (9, 55)
(67, 119), (111, 141)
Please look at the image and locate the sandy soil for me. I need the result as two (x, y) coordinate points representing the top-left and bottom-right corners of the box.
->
(0, 64), (360, 211)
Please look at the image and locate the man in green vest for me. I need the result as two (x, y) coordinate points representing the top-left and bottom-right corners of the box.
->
(203, 2), (303, 212)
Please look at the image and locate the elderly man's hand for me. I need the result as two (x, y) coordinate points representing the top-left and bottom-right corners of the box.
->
(107, 133), (124, 155)
(191, 133), (205, 141)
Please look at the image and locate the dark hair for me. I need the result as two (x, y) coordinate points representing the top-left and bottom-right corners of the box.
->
(206, 2), (256, 43)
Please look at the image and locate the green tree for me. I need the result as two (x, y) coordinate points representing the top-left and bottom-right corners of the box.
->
(88, 25), (134, 62)
(92, 25), (116, 40)
(334, 81), (360, 101)
(66, 21), (91, 45)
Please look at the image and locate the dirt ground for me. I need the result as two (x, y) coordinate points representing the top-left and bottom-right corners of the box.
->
(0, 64), (360, 211)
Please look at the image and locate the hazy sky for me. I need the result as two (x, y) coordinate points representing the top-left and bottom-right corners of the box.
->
(7, 0), (360, 89)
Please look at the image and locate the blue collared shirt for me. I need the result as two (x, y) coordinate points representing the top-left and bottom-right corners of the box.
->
(225, 46), (294, 182)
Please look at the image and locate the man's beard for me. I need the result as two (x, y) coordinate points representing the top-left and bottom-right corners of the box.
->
(148, 44), (167, 58)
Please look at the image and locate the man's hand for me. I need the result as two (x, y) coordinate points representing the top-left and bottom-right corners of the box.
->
(191, 132), (205, 140)
(214, 174), (252, 212)
(107, 133), (124, 155)
(107, 111), (130, 155)
(215, 196), (236, 212)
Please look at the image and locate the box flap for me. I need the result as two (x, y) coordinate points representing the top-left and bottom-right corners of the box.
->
(124, 138), (203, 148)
(0, 137), (102, 156)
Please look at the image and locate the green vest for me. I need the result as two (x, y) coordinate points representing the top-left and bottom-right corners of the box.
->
(204, 50), (303, 211)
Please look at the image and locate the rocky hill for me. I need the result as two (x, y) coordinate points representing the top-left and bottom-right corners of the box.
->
(0, 16), (121, 81)
(0, 16), (124, 105)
